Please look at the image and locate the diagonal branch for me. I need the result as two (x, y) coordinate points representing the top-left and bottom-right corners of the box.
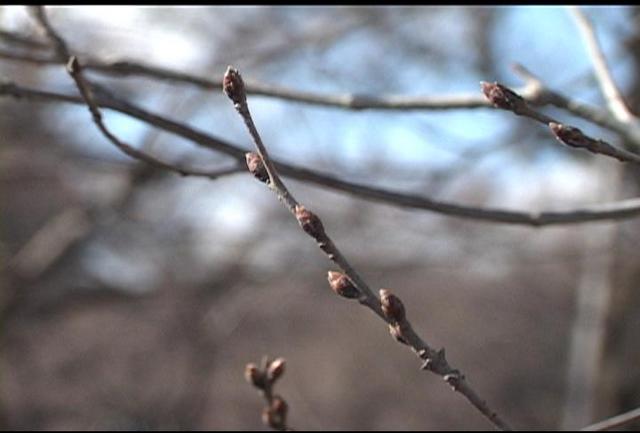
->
(580, 406), (640, 431)
(481, 81), (640, 165)
(224, 66), (512, 431)
(568, 6), (635, 123)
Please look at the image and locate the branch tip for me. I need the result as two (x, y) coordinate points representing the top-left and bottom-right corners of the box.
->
(245, 362), (265, 389)
(266, 358), (286, 383)
(481, 81), (527, 114)
(223, 65), (246, 106)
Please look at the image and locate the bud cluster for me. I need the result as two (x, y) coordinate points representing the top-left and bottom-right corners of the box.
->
(245, 357), (289, 430)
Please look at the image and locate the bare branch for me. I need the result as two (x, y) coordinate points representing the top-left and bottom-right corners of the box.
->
(511, 63), (640, 142)
(225, 66), (512, 431)
(481, 81), (640, 164)
(0, 29), (51, 51)
(67, 55), (244, 179)
(581, 406), (640, 431)
(29, 6), (70, 60)
(568, 6), (635, 123)
(0, 27), (532, 111)
(6, 80), (640, 227)
(245, 357), (293, 431)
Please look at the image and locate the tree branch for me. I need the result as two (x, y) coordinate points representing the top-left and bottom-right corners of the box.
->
(225, 66), (512, 431)
(6, 80), (640, 227)
(3, 26), (640, 145)
(581, 406), (640, 431)
(481, 81), (640, 164)
(568, 6), (635, 123)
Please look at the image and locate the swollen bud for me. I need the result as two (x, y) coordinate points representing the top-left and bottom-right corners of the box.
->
(481, 81), (527, 114)
(327, 271), (359, 299)
(262, 396), (288, 430)
(549, 122), (589, 149)
(245, 363), (264, 389)
(245, 152), (269, 183)
(294, 205), (325, 239)
(223, 66), (246, 106)
(266, 358), (286, 383)
(379, 288), (406, 323)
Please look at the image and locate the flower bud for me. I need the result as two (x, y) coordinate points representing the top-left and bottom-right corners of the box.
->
(245, 363), (264, 389)
(266, 357), (286, 383)
(379, 288), (406, 323)
(327, 271), (359, 299)
(549, 122), (589, 148)
(223, 66), (246, 106)
(262, 396), (288, 429)
(245, 152), (269, 183)
(481, 81), (526, 114)
(294, 205), (325, 239)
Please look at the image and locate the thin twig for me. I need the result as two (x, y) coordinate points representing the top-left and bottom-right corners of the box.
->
(481, 81), (640, 165)
(245, 357), (293, 431)
(6, 80), (640, 227)
(580, 406), (640, 431)
(225, 66), (512, 431)
(29, 6), (70, 60)
(0, 29), (51, 51)
(511, 63), (640, 140)
(30, 6), (244, 182)
(568, 6), (635, 123)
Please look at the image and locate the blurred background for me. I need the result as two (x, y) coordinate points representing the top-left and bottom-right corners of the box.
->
(2, 5), (640, 430)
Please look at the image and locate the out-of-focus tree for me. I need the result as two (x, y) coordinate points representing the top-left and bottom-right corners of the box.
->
(1, 5), (640, 431)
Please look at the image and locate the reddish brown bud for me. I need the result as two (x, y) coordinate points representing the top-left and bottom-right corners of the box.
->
(245, 363), (264, 389)
(223, 65), (246, 106)
(327, 271), (359, 299)
(294, 205), (325, 239)
(266, 357), (286, 383)
(245, 152), (269, 183)
(549, 122), (590, 148)
(481, 81), (527, 114)
(379, 288), (406, 323)
(262, 396), (288, 429)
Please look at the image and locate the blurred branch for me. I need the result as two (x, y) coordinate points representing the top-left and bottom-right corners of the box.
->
(7, 206), (92, 279)
(225, 66), (512, 431)
(6, 80), (640, 227)
(581, 406), (640, 431)
(511, 63), (639, 141)
(568, 7), (635, 123)
(245, 357), (292, 431)
(0, 29), (50, 50)
(481, 81), (640, 164)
